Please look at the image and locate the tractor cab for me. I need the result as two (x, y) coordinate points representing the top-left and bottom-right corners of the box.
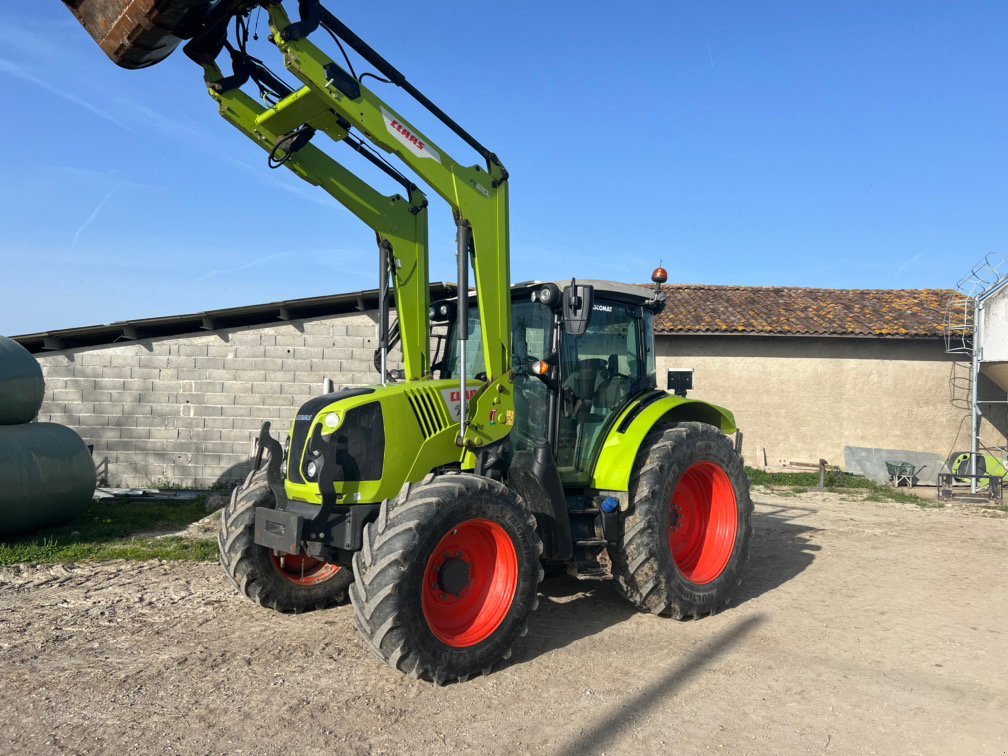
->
(433, 281), (663, 486)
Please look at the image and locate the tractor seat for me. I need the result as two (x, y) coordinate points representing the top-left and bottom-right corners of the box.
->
(595, 354), (627, 409)
(570, 358), (606, 400)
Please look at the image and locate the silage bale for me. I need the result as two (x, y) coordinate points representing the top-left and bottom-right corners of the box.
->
(0, 424), (96, 539)
(0, 336), (44, 425)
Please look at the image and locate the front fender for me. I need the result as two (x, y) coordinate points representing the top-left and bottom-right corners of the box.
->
(590, 392), (737, 492)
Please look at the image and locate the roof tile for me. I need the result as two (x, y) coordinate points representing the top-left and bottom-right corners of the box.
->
(654, 285), (954, 338)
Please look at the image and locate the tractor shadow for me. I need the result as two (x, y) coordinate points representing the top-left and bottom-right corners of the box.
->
(517, 576), (637, 664)
(732, 502), (822, 606)
(516, 502), (820, 664)
(550, 613), (767, 756)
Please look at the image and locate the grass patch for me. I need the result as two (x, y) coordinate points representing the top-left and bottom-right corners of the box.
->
(864, 488), (941, 507)
(0, 497), (218, 566)
(748, 468), (944, 508)
(746, 468), (874, 489)
(145, 477), (230, 492)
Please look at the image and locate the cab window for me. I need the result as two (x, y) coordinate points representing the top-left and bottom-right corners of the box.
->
(557, 300), (645, 479)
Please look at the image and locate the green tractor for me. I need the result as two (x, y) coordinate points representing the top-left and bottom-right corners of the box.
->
(64, 0), (753, 683)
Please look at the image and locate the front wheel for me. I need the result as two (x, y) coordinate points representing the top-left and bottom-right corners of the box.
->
(610, 422), (752, 618)
(350, 474), (543, 684)
(218, 464), (352, 613)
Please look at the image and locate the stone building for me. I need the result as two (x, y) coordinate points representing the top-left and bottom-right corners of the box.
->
(14, 287), (450, 488)
(654, 285), (1005, 469)
(13, 282), (996, 487)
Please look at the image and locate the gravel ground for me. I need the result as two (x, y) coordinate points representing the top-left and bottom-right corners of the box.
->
(0, 489), (1005, 755)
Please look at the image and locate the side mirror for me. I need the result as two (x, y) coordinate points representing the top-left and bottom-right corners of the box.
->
(562, 283), (594, 335)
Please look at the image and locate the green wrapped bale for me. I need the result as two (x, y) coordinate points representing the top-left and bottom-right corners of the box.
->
(0, 336), (44, 425)
(0, 424), (96, 539)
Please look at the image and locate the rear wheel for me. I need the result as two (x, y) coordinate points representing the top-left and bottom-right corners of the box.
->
(350, 474), (543, 684)
(219, 464), (352, 613)
(610, 422), (752, 618)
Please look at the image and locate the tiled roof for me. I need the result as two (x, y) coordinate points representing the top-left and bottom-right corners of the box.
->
(655, 285), (955, 338)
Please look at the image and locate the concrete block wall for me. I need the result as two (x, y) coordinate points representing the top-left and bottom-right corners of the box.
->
(35, 310), (392, 488)
(38, 309), (983, 484)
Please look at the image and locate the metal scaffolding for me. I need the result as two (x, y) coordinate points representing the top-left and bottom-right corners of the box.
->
(943, 254), (1008, 493)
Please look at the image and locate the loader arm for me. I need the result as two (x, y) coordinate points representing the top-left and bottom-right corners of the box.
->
(256, 2), (514, 450)
(203, 66), (432, 380)
(63, 0), (515, 452)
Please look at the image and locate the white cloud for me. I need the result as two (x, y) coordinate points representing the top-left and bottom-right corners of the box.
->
(71, 188), (117, 250)
(191, 250), (295, 284)
(0, 56), (129, 130)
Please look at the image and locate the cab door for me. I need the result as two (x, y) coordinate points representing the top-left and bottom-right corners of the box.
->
(556, 299), (647, 482)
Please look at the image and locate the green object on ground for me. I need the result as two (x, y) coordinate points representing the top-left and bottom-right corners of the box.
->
(0, 424), (97, 539)
(885, 461), (918, 486)
(0, 335), (44, 425)
(948, 451), (1007, 489)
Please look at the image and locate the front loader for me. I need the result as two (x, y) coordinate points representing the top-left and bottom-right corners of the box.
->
(63, 0), (753, 683)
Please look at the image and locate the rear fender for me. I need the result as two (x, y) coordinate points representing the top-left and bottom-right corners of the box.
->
(590, 393), (737, 492)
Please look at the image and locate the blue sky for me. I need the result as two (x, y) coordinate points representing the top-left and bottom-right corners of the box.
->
(1, 2), (1006, 335)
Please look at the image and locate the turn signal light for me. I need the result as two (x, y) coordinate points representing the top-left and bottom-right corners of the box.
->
(533, 360), (551, 376)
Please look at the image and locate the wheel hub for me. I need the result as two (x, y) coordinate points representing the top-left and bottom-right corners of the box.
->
(437, 555), (471, 596)
(270, 552), (341, 586)
(421, 518), (520, 648)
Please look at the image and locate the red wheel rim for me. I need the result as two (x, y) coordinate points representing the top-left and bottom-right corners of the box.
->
(421, 519), (519, 648)
(270, 553), (341, 586)
(668, 461), (738, 585)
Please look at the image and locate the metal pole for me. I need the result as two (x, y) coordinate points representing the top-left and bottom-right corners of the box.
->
(378, 237), (390, 386)
(456, 221), (472, 441)
(546, 312), (561, 455)
(970, 300), (982, 493)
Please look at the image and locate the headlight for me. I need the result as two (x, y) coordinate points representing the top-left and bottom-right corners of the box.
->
(306, 460), (318, 478)
(324, 413), (341, 429)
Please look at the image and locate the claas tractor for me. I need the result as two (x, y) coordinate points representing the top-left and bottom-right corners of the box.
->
(63, 0), (753, 683)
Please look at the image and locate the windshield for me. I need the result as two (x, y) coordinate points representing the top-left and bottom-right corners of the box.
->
(439, 294), (651, 473)
(441, 306), (486, 381)
(441, 298), (551, 381)
(441, 298), (553, 452)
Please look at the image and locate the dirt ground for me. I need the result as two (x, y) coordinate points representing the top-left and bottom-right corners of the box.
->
(1, 489), (1006, 755)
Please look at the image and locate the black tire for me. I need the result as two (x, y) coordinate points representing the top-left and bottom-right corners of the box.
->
(610, 422), (752, 619)
(218, 464), (352, 613)
(350, 474), (543, 684)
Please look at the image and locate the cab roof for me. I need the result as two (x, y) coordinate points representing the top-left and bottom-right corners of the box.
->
(512, 280), (655, 304)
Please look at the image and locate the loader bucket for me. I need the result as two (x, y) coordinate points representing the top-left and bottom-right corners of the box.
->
(61, 0), (213, 69)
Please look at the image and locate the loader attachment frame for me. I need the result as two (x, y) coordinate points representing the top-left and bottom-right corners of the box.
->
(203, 65), (433, 380)
(200, 1), (514, 451)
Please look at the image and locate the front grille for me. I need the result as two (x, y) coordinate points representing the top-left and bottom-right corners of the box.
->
(405, 387), (449, 439)
(317, 402), (385, 482)
(286, 387), (375, 484)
